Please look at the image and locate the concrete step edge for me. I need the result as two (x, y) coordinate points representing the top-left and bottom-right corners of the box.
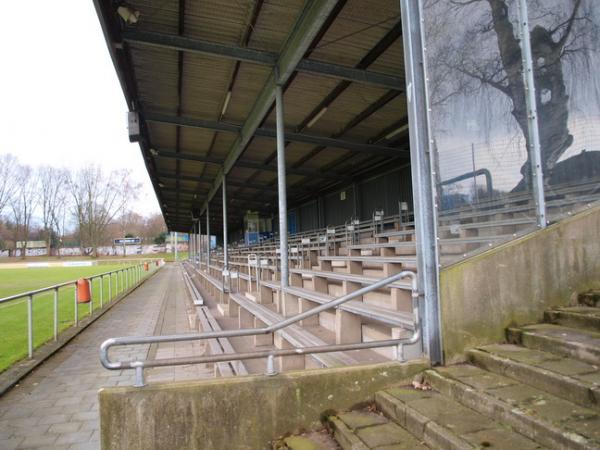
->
(544, 310), (600, 332)
(327, 416), (369, 450)
(375, 391), (472, 450)
(507, 327), (600, 365)
(467, 348), (600, 410)
(423, 369), (596, 450)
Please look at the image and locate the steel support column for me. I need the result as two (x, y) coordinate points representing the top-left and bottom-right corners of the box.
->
(517, 0), (546, 228)
(174, 232), (178, 261)
(222, 175), (229, 272)
(198, 219), (203, 269)
(206, 208), (211, 268)
(275, 84), (289, 290)
(400, 0), (443, 364)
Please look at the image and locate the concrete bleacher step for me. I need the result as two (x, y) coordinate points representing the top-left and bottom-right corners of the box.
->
(467, 344), (600, 409)
(424, 365), (600, 449)
(328, 409), (427, 450)
(375, 386), (542, 449)
(507, 323), (600, 365)
(272, 431), (340, 450)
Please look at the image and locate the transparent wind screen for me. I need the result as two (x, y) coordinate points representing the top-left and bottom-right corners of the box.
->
(422, 0), (540, 264)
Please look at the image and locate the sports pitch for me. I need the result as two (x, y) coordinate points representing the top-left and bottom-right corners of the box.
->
(0, 264), (144, 373)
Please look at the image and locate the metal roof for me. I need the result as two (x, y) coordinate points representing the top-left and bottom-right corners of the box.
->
(94, 0), (410, 232)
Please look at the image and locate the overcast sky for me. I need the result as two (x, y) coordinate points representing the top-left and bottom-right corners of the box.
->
(0, 2), (160, 216)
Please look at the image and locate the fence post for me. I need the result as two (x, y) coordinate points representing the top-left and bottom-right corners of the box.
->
(53, 288), (58, 341)
(74, 284), (78, 327)
(89, 278), (93, 316)
(100, 275), (104, 308)
(27, 295), (33, 358)
(109, 273), (113, 300)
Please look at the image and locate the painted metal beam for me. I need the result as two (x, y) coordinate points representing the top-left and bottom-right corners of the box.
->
(121, 29), (403, 90)
(154, 149), (340, 179)
(144, 111), (402, 157)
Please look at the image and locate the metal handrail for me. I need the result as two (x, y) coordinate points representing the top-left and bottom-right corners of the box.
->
(99, 270), (420, 387)
(0, 260), (162, 360)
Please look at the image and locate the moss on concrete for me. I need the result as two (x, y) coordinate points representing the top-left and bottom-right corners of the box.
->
(440, 206), (600, 363)
(99, 360), (428, 450)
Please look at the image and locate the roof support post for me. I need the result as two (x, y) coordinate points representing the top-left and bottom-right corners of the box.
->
(174, 232), (178, 261)
(206, 208), (211, 269)
(517, 0), (546, 229)
(275, 83), (289, 297)
(222, 175), (229, 275)
(400, 0), (443, 364)
(198, 217), (203, 269)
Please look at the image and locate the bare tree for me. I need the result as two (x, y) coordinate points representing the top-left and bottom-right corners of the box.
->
(39, 166), (69, 256)
(425, 0), (599, 190)
(11, 165), (38, 259)
(0, 154), (19, 218)
(69, 165), (139, 257)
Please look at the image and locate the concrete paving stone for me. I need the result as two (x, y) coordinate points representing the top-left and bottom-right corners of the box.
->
(54, 430), (93, 446)
(78, 420), (99, 431)
(69, 411), (98, 422)
(68, 442), (99, 450)
(49, 422), (82, 435)
(459, 372), (517, 391)
(17, 434), (59, 449)
(36, 414), (73, 426)
(0, 437), (23, 450)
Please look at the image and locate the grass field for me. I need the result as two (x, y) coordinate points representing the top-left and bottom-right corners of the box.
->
(0, 263), (157, 373)
(0, 252), (185, 263)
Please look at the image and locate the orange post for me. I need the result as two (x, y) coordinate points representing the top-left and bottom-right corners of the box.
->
(144, 262), (149, 272)
(77, 278), (91, 304)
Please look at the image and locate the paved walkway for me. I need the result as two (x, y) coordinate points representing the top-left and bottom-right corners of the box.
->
(0, 264), (209, 450)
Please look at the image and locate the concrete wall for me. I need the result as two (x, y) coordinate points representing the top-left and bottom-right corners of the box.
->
(440, 205), (600, 363)
(99, 360), (427, 450)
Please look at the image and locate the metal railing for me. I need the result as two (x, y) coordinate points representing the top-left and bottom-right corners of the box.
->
(0, 261), (160, 361)
(99, 270), (420, 387)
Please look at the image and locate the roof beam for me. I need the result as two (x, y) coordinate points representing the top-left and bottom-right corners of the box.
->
(154, 149), (340, 179)
(144, 112), (403, 157)
(121, 29), (403, 90)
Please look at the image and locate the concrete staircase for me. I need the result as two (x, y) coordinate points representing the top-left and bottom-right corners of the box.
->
(277, 293), (600, 449)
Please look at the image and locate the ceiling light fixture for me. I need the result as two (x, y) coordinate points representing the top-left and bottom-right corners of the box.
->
(306, 107), (328, 128)
(384, 124), (409, 141)
(221, 91), (232, 116)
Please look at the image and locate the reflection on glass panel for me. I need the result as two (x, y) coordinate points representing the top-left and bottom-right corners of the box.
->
(527, 0), (600, 220)
(422, 0), (540, 264)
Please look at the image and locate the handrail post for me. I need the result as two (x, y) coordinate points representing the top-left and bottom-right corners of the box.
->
(265, 354), (277, 376)
(27, 295), (33, 358)
(100, 275), (104, 308)
(89, 278), (93, 316)
(53, 288), (59, 341)
(74, 284), (78, 327)
(109, 272), (113, 300)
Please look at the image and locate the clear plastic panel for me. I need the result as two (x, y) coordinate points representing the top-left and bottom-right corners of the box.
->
(527, 0), (600, 220)
(422, 0), (540, 265)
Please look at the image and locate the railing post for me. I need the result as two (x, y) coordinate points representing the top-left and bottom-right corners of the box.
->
(89, 278), (93, 316)
(27, 295), (33, 358)
(265, 354), (277, 376)
(109, 273), (113, 302)
(53, 288), (59, 341)
(100, 275), (104, 308)
(74, 284), (79, 327)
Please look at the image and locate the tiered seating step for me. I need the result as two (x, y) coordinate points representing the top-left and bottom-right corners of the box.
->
(228, 292), (357, 368)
